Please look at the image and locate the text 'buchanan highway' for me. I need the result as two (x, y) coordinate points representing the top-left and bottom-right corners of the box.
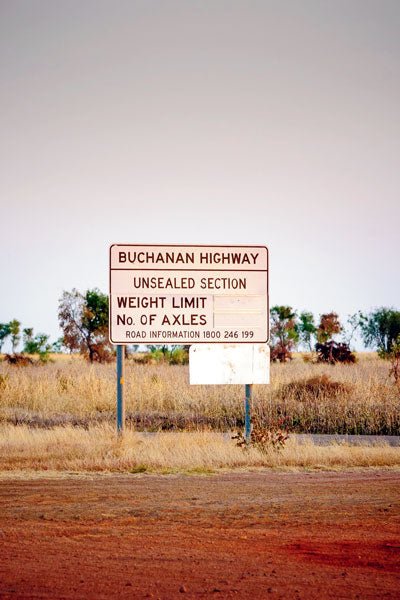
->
(118, 251), (261, 265)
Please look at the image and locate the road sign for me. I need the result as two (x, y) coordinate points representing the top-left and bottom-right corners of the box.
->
(109, 244), (269, 344)
(189, 344), (270, 384)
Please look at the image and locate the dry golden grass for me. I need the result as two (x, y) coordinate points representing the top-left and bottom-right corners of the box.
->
(0, 424), (398, 472)
(0, 353), (398, 434)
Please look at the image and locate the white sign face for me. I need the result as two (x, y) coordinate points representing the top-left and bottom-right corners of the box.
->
(109, 244), (269, 344)
(189, 344), (270, 385)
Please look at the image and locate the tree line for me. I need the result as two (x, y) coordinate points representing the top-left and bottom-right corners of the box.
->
(270, 306), (400, 362)
(1, 289), (400, 372)
(0, 320), (56, 362)
(271, 308), (357, 362)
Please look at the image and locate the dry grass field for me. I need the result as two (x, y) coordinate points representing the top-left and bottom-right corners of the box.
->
(0, 352), (398, 434)
(0, 425), (399, 472)
(0, 352), (399, 471)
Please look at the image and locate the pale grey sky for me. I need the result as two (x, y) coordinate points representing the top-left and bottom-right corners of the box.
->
(1, 0), (399, 347)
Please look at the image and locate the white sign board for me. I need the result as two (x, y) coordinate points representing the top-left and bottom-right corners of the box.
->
(109, 244), (268, 344)
(189, 344), (270, 384)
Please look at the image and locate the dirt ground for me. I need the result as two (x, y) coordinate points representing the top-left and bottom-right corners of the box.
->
(0, 470), (399, 599)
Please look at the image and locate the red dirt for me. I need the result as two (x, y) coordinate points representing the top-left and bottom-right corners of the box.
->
(0, 470), (399, 599)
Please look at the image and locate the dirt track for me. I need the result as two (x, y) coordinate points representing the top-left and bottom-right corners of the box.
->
(0, 470), (399, 599)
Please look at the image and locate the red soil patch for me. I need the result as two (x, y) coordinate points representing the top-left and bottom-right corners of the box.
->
(0, 470), (399, 599)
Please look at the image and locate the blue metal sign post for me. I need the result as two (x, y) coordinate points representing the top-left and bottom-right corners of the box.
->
(245, 384), (252, 444)
(116, 345), (125, 434)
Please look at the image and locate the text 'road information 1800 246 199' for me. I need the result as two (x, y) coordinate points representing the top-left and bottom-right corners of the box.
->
(109, 244), (269, 344)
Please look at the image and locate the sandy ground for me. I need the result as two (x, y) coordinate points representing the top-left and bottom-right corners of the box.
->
(0, 470), (399, 599)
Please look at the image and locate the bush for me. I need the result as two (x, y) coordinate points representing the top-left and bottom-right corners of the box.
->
(4, 354), (34, 367)
(388, 337), (400, 387)
(233, 417), (289, 453)
(169, 347), (189, 365)
(280, 374), (353, 401)
(315, 341), (356, 364)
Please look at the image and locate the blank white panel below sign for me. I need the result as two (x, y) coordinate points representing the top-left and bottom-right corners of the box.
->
(189, 344), (270, 385)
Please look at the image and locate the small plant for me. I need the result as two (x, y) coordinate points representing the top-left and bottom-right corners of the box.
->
(3, 354), (34, 367)
(57, 374), (70, 392)
(23, 329), (52, 363)
(0, 373), (9, 390)
(233, 418), (289, 453)
(131, 353), (157, 365)
(144, 345), (189, 365)
(302, 351), (318, 363)
(316, 341), (356, 364)
(281, 374), (353, 401)
(388, 337), (400, 388)
(150, 348), (166, 363)
(168, 347), (189, 365)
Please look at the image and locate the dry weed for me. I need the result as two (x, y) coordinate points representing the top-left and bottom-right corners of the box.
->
(0, 425), (398, 472)
(0, 354), (399, 434)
